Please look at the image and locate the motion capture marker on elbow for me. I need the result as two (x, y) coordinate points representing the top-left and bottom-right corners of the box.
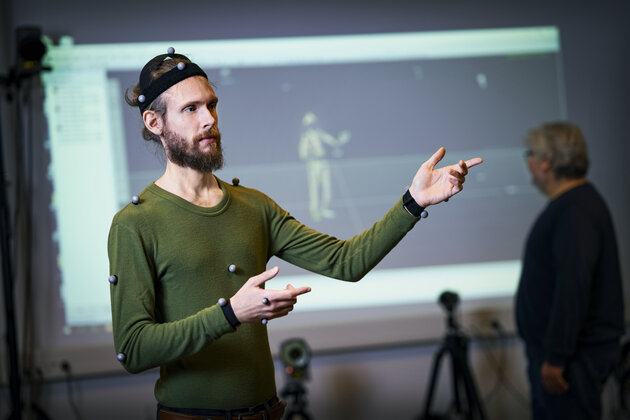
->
(218, 298), (227, 307)
(232, 177), (240, 186)
(116, 353), (126, 363)
(108, 275), (118, 285)
(420, 210), (428, 219)
(261, 318), (268, 325)
(177, 62), (186, 70)
(131, 195), (140, 205)
(167, 47), (175, 55)
(137, 94), (146, 103)
(228, 264), (236, 273)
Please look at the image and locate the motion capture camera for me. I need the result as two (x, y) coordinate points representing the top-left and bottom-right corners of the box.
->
(438, 290), (460, 314)
(280, 338), (311, 381)
(438, 290), (461, 331)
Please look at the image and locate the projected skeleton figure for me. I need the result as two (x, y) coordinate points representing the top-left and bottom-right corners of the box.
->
(298, 112), (351, 221)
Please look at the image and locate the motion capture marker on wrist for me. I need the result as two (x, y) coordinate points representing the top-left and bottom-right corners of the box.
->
(218, 298), (241, 328)
(262, 318), (269, 325)
(402, 189), (428, 218)
(137, 47), (208, 114)
(108, 275), (118, 285)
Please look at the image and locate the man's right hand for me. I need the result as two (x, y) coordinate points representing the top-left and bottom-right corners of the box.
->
(230, 266), (311, 324)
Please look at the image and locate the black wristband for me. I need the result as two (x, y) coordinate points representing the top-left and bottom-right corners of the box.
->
(219, 299), (241, 328)
(402, 189), (428, 218)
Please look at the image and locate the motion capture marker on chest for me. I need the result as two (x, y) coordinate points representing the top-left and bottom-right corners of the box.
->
(116, 353), (126, 363)
(108, 275), (118, 285)
(131, 195), (140, 205)
(232, 177), (240, 186)
(228, 264), (237, 273)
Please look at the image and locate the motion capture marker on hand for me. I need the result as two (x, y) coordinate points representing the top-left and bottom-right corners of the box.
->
(137, 94), (146, 103)
(218, 298), (227, 307)
(262, 318), (268, 325)
(116, 353), (126, 363)
(262, 297), (270, 305)
(131, 195), (140, 205)
(167, 47), (175, 55)
(108, 275), (118, 285)
(177, 62), (186, 70)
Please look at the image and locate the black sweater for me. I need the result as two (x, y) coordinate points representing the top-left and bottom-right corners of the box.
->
(515, 182), (624, 366)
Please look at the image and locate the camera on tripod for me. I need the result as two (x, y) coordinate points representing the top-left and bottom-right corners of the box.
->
(438, 290), (461, 331)
(280, 338), (311, 381)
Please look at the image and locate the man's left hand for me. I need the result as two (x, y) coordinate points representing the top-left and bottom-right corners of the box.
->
(541, 362), (569, 394)
(409, 147), (483, 207)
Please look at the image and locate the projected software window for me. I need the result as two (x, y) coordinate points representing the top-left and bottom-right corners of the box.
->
(42, 26), (564, 327)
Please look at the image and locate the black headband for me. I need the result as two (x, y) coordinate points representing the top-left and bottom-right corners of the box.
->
(137, 48), (208, 114)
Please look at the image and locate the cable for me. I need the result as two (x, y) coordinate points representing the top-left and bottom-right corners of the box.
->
(60, 361), (84, 420)
(466, 321), (530, 410)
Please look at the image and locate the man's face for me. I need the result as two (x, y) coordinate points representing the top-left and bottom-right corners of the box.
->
(526, 152), (551, 195)
(160, 76), (223, 173)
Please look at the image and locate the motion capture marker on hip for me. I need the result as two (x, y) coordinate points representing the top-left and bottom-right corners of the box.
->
(218, 298), (227, 307)
(108, 275), (118, 285)
(167, 47), (175, 55)
(262, 318), (268, 325)
(232, 177), (240, 186)
(116, 353), (126, 363)
(228, 264), (237, 273)
(262, 297), (270, 305)
(131, 195), (140, 205)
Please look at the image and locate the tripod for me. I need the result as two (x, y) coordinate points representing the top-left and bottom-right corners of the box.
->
(419, 303), (487, 420)
(281, 380), (312, 420)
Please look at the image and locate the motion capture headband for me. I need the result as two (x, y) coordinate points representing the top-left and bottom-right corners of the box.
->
(137, 47), (208, 114)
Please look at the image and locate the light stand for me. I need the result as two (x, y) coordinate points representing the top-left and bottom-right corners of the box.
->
(0, 25), (49, 420)
(419, 291), (487, 420)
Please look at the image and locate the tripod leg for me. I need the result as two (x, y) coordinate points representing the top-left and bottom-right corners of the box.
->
(421, 346), (447, 419)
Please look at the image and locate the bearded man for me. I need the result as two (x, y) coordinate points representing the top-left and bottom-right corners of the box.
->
(108, 49), (483, 420)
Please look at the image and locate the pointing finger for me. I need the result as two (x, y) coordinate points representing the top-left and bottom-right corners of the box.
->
(464, 157), (483, 168)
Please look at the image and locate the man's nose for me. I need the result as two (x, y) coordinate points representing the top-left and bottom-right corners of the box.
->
(200, 106), (215, 128)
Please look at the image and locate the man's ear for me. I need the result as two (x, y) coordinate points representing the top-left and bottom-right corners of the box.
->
(143, 110), (164, 136)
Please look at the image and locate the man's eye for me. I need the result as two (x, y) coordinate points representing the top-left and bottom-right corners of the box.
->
(184, 106), (196, 112)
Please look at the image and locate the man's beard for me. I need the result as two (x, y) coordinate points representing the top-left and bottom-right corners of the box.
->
(162, 126), (224, 173)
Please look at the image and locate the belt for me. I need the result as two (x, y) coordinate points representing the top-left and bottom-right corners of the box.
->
(158, 397), (286, 420)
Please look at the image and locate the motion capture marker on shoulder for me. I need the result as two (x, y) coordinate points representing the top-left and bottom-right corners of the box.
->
(108, 275), (118, 285)
(116, 353), (126, 363)
(137, 94), (145, 103)
(228, 264), (237, 273)
(218, 298), (227, 307)
(131, 195), (140, 205)
(167, 46), (175, 55)
(177, 62), (186, 70)
(232, 177), (240, 186)
(261, 318), (268, 325)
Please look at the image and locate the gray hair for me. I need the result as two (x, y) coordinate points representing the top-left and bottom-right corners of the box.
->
(525, 121), (589, 179)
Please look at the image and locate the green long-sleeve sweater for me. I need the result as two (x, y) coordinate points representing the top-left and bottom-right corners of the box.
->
(108, 177), (419, 409)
